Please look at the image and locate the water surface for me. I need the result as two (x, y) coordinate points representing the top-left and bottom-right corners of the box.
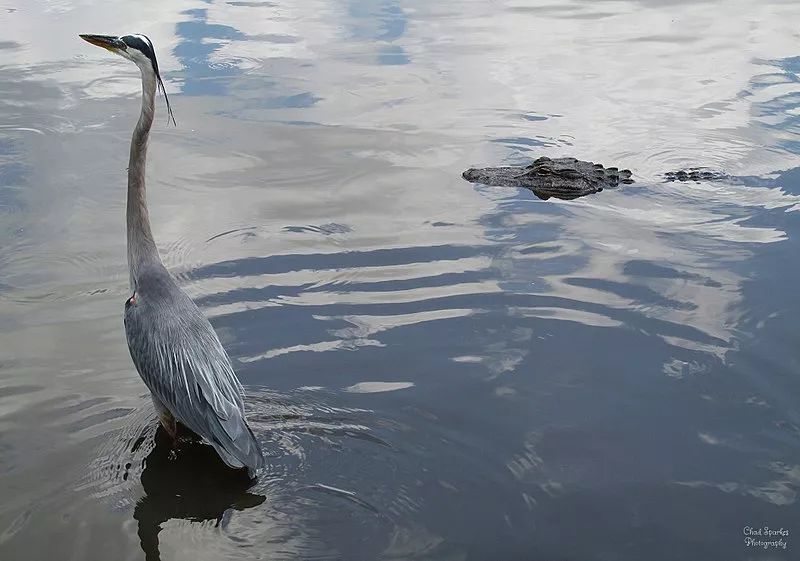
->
(1, 1), (799, 559)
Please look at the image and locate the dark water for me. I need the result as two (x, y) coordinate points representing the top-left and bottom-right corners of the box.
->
(2, 1), (800, 559)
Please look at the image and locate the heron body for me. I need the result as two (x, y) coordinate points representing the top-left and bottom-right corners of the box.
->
(80, 33), (265, 476)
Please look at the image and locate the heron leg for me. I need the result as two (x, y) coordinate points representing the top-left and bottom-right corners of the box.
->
(151, 395), (178, 442)
(159, 411), (178, 441)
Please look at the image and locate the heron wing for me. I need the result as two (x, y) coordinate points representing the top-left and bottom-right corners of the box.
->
(124, 287), (264, 473)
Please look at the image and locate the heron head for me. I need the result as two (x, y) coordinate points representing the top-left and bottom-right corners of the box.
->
(79, 34), (175, 125)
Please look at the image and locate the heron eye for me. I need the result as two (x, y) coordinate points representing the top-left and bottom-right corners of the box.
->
(125, 294), (137, 309)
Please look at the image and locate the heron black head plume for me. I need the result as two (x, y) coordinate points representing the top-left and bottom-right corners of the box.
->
(121, 34), (176, 127)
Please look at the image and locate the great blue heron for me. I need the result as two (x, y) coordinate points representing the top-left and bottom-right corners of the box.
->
(79, 33), (265, 477)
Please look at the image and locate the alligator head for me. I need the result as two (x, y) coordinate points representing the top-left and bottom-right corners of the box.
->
(463, 156), (633, 201)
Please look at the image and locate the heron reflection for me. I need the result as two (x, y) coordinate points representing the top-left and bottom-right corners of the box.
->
(133, 426), (265, 561)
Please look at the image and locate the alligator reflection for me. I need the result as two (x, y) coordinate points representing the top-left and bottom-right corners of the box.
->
(463, 156), (633, 201)
(133, 427), (265, 561)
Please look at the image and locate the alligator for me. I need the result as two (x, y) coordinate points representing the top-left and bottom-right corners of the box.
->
(462, 157), (731, 201)
(462, 157), (633, 201)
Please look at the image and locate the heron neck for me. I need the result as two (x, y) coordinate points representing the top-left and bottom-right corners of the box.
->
(127, 68), (161, 290)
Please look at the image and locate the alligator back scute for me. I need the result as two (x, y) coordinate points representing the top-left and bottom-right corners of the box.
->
(664, 168), (729, 182)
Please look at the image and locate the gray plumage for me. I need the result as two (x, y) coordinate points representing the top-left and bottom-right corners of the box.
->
(124, 262), (264, 474)
(80, 33), (265, 476)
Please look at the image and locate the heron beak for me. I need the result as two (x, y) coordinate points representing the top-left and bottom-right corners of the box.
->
(79, 34), (125, 53)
